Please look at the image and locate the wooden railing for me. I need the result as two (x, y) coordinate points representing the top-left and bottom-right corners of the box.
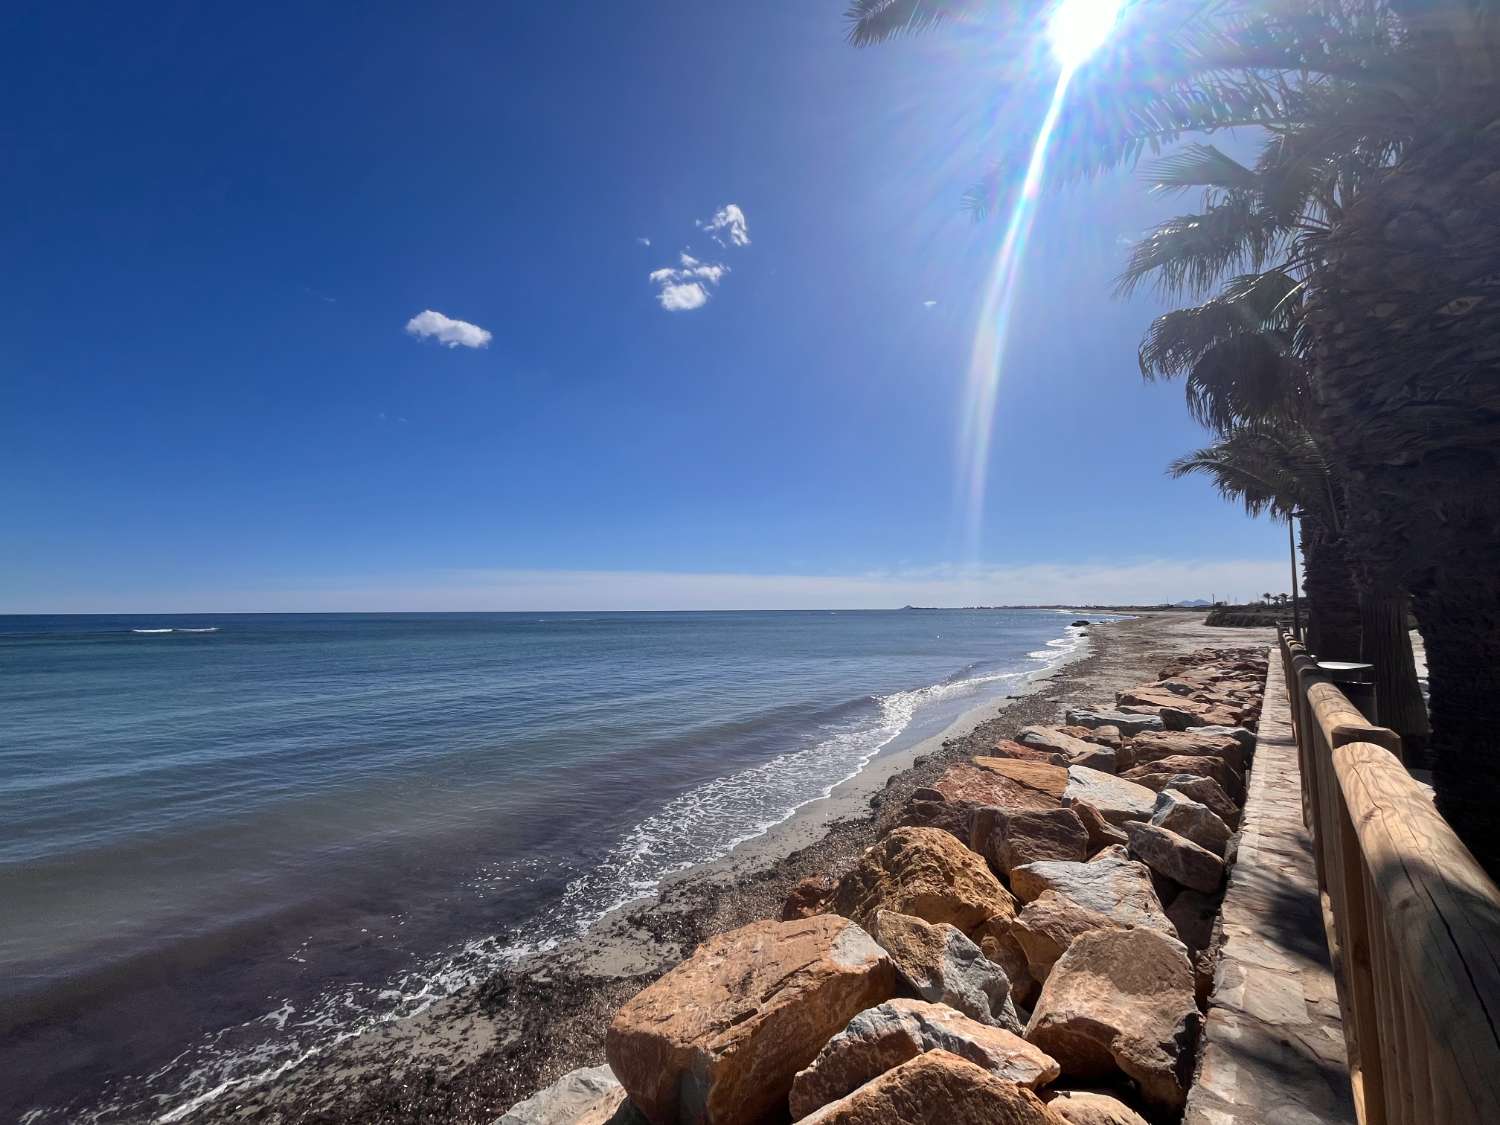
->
(1278, 630), (1500, 1125)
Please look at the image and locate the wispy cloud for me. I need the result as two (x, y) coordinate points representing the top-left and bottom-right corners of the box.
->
(649, 252), (730, 312)
(698, 204), (750, 248)
(16, 558), (1290, 613)
(637, 236), (651, 247)
(923, 299), (938, 308)
(646, 203), (749, 313)
(404, 309), (492, 349)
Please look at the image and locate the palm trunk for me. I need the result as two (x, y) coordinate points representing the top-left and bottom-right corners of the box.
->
(1306, 114), (1500, 878)
(1409, 579), (1500, 878)
(1300, 524), (1361, 661)
(1359, 587), (1430, 755)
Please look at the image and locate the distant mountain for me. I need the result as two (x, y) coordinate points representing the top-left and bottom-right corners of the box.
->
(1173, 599), (1213, 607)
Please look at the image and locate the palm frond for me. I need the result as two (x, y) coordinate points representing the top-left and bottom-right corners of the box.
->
(1168, 422), (1339, 527)
(1115, 195), (1286, 299)
(1143, 143), (1259, 194)
(844, 0), (991, 46)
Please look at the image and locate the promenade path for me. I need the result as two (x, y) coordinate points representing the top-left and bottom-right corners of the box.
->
(1184, 645), (1356, 1124)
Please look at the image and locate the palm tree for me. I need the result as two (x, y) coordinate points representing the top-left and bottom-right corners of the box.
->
(846, 0), (1500, 860)
(1169, 423), (1364, 661)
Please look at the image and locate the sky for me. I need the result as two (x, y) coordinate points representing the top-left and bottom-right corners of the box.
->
(1, 1), (1290, 612)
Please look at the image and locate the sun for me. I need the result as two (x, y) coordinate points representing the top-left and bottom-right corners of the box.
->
(1047, 0), (1128, 71)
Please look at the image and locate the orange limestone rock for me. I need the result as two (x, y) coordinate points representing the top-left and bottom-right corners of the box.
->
(1025, 928), (1200, 1113)
(789, 998), (1058, 1119)
(605, 915), (896, 1125)
(797, 1050), (1067, 1124)
(832, 826), (1019, 937)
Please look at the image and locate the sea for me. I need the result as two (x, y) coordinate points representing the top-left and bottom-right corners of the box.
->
(0, 608), (1104, 1122)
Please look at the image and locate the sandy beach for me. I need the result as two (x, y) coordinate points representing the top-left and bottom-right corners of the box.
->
(206, 609), (1249, 1124)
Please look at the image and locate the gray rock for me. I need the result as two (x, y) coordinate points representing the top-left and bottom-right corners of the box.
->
(1070, 745), (1118, 772)
(1065, 708), (1166, 736)
(1018, 725), (1099, 759)
(1158, 774), (1240, 828)
(1193, 724), (1257, 752)
(1008, 847), (1174, 933)
(1064, 765), (1157, 826)
(1150, 789), (1232, 856)
(789, 998), (1060, 1119)
(971, 806), (1089, 878)
(1127, 822), (1225, 894)
(498, 1065), (633, 1125)
(868, 910), (1021, 1032)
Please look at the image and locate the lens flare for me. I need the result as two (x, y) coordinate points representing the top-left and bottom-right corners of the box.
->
(1047, 0), (1127, 70)
(955, 1), (1125, 560)
(955, 68), (1076, 560)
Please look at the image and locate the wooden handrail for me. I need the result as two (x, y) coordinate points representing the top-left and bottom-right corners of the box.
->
(1278, 629), (1500, 1125)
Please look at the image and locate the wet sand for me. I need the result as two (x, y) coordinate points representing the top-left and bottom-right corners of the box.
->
(217, 610), (1246, 1124)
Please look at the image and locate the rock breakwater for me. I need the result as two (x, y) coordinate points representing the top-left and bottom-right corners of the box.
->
(505, 644), (1267, 1123)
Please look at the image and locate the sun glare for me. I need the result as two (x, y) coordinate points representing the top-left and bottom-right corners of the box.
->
(1047, 0), (1127, 71)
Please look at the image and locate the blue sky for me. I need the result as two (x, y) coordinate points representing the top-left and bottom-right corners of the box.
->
(2, 2), (1288, 611)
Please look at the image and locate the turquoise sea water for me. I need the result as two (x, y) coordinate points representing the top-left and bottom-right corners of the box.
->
(0, 609), (1098, 1121)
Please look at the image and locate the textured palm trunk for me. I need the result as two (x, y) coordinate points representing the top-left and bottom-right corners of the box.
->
(1409, 581), (1500, 877)
(1359, 587), (1430, 753)
(1300, 524), (1362, 662)
(1307, 114), (1500, 876)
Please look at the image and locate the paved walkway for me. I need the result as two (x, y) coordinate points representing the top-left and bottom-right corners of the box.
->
(1184, 649), (1357, 1124)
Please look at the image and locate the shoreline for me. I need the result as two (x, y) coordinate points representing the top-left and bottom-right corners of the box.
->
(219, 611), (1230, 1123)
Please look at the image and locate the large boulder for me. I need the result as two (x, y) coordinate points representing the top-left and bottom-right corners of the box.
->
(832, 827), (1019, 937)
(971, 757), (1070, 802)
(1129, 730), (1245, 776)
(1069, 801), (1128, 856)
(1008, 848), (1173, 934)
(898, 794), (975, 841)
(1045, 1090), (1150, 1125)
(1010, 890), (1124, 981)
(782, 874), (836, 920)
(1193, 724), (1256, 752)
(977, 921), (1042, 1010)
(1017, 726), (1099, 760)
(1116, 686), (1219, 718)
(1165, 887), (1222, 956)
(1157, 774), (1240, 828)
(796, 1050), (1066, 1124)
(1064, 709), (1164, 736)
(1122, 755), (1240, 799)
(868, 910), (1020, 1031)
(901, 757), (1070, 840)
(1062, 766), (1157, 826)
(1126, 823), (1225, 894)
(498, 1065), (630, 1125)
(971, 806), (1088, 878)
(924, 757), (1066, 816)
(605, 915), (897, 1125)
(988, 738), (1069, 767)
(1149, 789), (1231, 856)
(788, 1000), (1059, 1119)
(1025, 928), (1201, 1113)
(1059, 724), (1122, 749)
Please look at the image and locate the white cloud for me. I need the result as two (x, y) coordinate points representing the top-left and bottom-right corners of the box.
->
(698, 204), (750, 247)
(18, 558), (1290, 613)
(404, 309), (492, 349)
(657, 282), (710, 311)
(649, 251), (730, 312)
(637, 236), (651, 247)
(923, 299), (938, 308)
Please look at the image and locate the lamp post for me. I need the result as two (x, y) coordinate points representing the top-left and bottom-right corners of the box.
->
(1288, 511), (1303, 642)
